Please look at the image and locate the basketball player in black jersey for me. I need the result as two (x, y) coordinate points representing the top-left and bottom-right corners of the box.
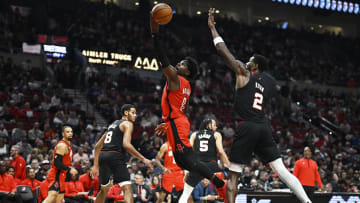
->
(208, 8), (312, 203)
(91, 104), (153, 203)
(179, 118), (230, 202)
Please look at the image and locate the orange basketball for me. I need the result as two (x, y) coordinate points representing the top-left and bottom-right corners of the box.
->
(151, 3), (173, 25)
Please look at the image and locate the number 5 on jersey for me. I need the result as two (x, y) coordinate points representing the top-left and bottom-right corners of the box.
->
(104, 131), (113, 144)
(252, 92), (263, 111)
(199, 140), (208, 152)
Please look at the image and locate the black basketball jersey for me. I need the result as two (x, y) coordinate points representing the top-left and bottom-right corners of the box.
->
(101, 119), (126, 153)
(234, 72), (277, 123)
(193, 130), (217, 162)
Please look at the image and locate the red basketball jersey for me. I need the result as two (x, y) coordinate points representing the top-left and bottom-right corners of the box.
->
(161, 76), (191, 121)
(51, 140), (72, 169)
(163, 143), (182, 172)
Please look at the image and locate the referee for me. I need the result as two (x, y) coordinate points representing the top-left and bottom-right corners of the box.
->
(293, 147), (324, 200)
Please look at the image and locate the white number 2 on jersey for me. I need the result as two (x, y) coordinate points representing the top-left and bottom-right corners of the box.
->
(252, 92), (263, 111)
(104, 131), (113, 144)
(199, 140), (209, 152)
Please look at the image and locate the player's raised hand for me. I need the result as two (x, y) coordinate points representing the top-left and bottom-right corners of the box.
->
(155, 123), (168, 136)
(208, 8), (216, 29)
(143, 158), (154, 170)
(90, 166), (99, 177)
(150, 13), (160, 33)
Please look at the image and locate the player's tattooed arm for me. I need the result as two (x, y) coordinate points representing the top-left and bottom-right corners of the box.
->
(208, 8), (248, 76)
(154, 143), (170, 174)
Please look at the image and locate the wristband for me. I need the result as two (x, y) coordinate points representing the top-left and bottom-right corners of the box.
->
(213, 36), (224, 46)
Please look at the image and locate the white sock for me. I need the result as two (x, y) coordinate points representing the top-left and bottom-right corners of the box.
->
(179, 183), (194, 203)
(269, 158), (312, 203)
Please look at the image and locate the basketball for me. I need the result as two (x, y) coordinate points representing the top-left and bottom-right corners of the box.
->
(151, 3), (173, 25)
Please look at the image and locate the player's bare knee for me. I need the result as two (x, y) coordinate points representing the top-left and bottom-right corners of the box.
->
(226, 181), (237, 193)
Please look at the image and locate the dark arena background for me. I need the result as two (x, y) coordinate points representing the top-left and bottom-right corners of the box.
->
(0, 0), (359, 202)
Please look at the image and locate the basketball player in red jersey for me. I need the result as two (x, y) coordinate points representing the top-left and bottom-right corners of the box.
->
(150, 15), (225, 203)
(44, 126), (77, 203)
(154, 142), (185, 203)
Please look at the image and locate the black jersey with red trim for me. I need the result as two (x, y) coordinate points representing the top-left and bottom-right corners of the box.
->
(101, 119), (126, 153)
(193, 130), (217, 162)
(234, 72), (277, 123)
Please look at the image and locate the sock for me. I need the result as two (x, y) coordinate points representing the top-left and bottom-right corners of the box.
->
(270, 158), (312, 203)
(179, 183), (194, 203)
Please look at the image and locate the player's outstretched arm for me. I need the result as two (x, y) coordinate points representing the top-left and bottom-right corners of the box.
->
(208, 8), (248, 76)
(150, 14), (179, 91)
(214, 132), (230, 167)
(91, 132), (107, 177)
(154, 143), (170, 174)
(122, 121), (153, 169)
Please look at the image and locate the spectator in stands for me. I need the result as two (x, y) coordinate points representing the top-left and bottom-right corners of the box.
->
(21, 102), (34, 118)
(10, 122), (26, 144)
(16, 138), (32, 159)
(67, 111), (79, 128)
(325, 183), (333, 193)
(257, 171), (272, 191)
(107, 184), (125, 203)
(38, 178), (50, 203)
(0, 136), (8, 156)
(0, 160), (22, 202)
(149, 175), (160, 196)
(64, 168), (92, 202)
(27, 122), (43, 145)
(79, 167), (99, 199)
(131, 172), (153, 203)
(192, 178), (218, 203)
(293, 147), (324, 200)
(30, 159), (40, 173)
(249, 178), (262, 192)
(10, 87), (23, 105)
(26, 148), (43, 164)
(7, 166), (21, 186)
(222, 123), (234, 138)
(50, 94), (61, 111)
(35, 160), (50, 182)
(270, 173), (285, 189)
(73, 146), (89, 168)
(9, 145), (26, 180)
(20, 167), (41, 194)
(43, 122), (54, 140)
(0, 123), (8, 138)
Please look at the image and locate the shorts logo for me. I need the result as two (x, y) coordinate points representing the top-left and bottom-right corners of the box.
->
(54, 182), (59, 188)
(176, 144), (184, 152)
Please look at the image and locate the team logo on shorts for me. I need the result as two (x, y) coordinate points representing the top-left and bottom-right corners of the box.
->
(176, 144), (184, 152)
